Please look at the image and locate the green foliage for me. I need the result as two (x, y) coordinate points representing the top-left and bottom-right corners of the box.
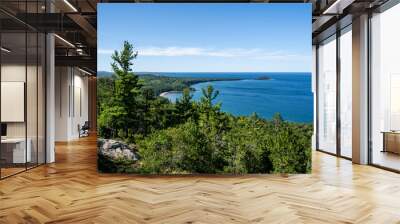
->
(222, 116), (272, 174)
(98, 41), (144, 140)
(138, 121), (216, 174)
(267, 122), (312, 173)
(137, 112), (312, 174)
(97, 41), (312, 174)
(136, 129), (177, 174)
(98, 105), (127, 138)
(139, 74), (241, 96)
(98, 153), (139, 173)
(97, 77), (114, 113)
(175, 88), (196, 122)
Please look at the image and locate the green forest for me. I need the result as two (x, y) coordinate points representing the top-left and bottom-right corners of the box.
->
(97, 41), (312, 174)
(141, 74), (243, 96)
(99, 72), (244, 96)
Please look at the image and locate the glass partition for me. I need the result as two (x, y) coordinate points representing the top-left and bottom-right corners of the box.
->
(371, 3), (400, 171)
(0, 1), (46, 179)
(38, 32), (46, 165)
(27, 31), (38, 169)
(339, 27), (352, 158)
(0, 31), (28, 177)
(317, 35), (337, 154)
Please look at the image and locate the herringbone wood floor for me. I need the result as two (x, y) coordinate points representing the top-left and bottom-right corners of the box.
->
(1, 135), (400, 224)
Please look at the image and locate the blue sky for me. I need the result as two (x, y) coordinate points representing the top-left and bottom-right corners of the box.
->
(98, 4), (311, 72)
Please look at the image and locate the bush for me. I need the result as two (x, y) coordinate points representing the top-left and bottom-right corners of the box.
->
(136, 115), (312, 174)
(137, 129), (176, 174)
(98, 153), (139, 173)
(222, 116), (272, 174)
(138, 121), (217, 174)
(267, 122), (312, 173)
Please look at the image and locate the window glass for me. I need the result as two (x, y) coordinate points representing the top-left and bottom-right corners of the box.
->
(0, 1), (46, 178)
(340, 27), (352, 158)
(371, 3), (400, 170)
(318, 35), (337, 154)
(1, 31), (28, 177)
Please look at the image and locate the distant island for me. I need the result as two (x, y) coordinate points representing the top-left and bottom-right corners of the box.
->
(98, 71), (270, 96)
(255, 75), (272, 80)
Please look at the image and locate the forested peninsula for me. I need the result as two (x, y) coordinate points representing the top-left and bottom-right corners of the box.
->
(98, 71), (259, 96)
(139, 74), (243, 96)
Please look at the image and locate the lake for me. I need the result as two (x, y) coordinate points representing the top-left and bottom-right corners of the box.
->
(158, 72), (313, 123)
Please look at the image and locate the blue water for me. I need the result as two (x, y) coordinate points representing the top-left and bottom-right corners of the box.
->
(157, 72), (313, 123)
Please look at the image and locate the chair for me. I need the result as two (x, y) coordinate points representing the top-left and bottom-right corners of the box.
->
(79, 121), (90, 138)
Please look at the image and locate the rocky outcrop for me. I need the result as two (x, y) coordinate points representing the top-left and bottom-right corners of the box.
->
(98, 139), (139, 161)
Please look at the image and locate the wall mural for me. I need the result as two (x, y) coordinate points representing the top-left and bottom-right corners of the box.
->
(97, 3), (313, 174)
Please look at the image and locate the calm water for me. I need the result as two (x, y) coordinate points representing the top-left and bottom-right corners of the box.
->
(159, 72), (313, 123)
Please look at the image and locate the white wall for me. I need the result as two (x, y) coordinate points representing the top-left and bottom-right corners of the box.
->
(55, 67), (89, 141)
(73, 72), (89, 137)
(55, 66), (69, 141)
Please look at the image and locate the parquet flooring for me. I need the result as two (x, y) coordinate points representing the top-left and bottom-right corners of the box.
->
(1, 135), (400, 223)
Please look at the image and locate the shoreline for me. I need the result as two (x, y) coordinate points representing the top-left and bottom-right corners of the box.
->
(159, 77), (271, 97)
(160, 91), (181, 97)
(158, 79), (243, 97)
(159, 92), (169, 97)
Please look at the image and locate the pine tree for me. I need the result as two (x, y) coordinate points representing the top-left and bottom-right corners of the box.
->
(99, 41), (142, 140)
(175, 87), (194, 123)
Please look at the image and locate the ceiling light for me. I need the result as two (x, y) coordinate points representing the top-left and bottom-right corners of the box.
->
(54, 34), (75, 48)
(78, 67), (92, 76)
(63, 0), (78, 12)
(1, 47), (11, 53)
(322, 0), (355, 15)
(76, 48), (85, 55)
(323, 1), (341, 15)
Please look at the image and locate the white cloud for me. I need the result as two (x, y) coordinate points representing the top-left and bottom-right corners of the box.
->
(139, 47), (204, 56)
(98, 49), (114, 54)
(98, 46), (308, 61)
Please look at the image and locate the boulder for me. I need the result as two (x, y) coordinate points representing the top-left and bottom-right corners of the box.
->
(98, 139), (139, 161)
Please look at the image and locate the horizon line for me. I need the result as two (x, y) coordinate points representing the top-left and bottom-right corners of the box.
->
(98, 70), (312, 74)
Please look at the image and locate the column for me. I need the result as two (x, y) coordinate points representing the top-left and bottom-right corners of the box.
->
(352, 14), (369, 164)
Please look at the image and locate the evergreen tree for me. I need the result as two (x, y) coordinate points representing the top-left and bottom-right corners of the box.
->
(99, 41), (142, 140)
(198, 85), (229, 132)
(201, 85), (219, 108)
(175, 88), (194, 122)
(272, 112), (284, 127)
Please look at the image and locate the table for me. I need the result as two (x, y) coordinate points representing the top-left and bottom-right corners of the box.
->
(381, 131), (400, 154)
(1, 138), (32, 164)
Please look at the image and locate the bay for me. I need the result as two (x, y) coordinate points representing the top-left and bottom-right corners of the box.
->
(158, 72), (313, 123)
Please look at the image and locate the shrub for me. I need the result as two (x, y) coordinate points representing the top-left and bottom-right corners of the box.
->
(136, 115), (311, 174)
(98, 153), (139, 173)
(267, 122), (312, 173)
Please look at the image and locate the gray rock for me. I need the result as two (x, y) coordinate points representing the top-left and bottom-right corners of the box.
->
(98, 139), (139, 161)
